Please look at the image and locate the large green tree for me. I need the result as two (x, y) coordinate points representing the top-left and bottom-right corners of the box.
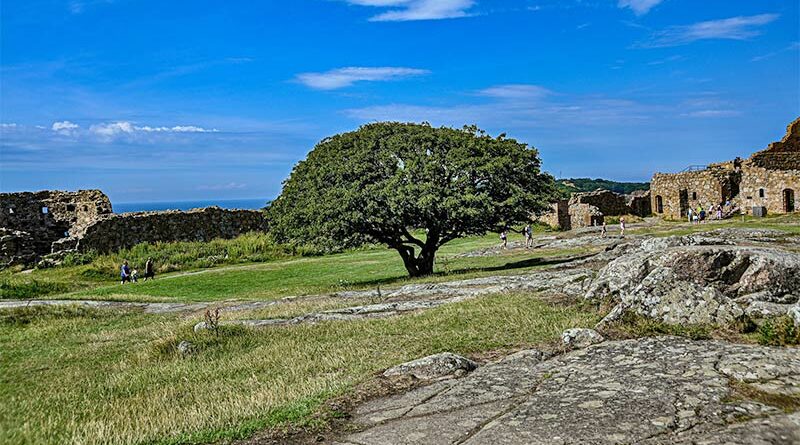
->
(268, 122), (556, 277)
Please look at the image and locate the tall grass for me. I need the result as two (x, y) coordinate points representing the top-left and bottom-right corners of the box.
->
(0, 293), (600, 445)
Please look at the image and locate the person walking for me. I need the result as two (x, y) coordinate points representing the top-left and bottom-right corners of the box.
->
(600, 221), (607, 238)
(500, 230), (508, 250)
(144, 257), (155, 281)
(120, 261), (131, 284)
(619, 217), (626, 238)
(524, 224), (533, 249)
(688, 207), (693, 223)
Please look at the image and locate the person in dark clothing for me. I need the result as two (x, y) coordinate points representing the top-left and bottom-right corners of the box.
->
(144, 257), (155, 281)
(120, 261), (131, 284)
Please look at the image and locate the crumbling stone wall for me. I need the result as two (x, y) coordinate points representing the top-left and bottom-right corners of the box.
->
(0, 190), (112, 263)
(539, 200), (571, 230)
(569, 190), (629, 216)
(75, 207), (268, 253)
(750, 118), (800, 170)
(626, 190), (652, 217)
(568, 203), (603, 228)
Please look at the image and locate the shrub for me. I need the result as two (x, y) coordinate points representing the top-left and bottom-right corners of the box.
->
(757, 316), (800, 346)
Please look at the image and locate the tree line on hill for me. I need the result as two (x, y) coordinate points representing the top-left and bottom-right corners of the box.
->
(556, 178), (650, 199)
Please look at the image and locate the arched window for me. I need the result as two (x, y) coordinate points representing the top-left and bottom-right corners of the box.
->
(758, 188), (765, 198)
(692, 192), (697, 200)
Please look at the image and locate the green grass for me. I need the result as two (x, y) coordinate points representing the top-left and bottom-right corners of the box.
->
(3, 231), (588, 303)
(0, 293), (600, 445)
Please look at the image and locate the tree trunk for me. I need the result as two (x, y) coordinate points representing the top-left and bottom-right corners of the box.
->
(396, 245), (437, 277)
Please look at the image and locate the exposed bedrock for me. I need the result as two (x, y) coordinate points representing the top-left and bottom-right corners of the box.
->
(337, 336), (800, 445)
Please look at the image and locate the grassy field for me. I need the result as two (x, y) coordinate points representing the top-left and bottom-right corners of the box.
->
(2, 214), (799, 445)
(0, 294), (599, 445)
(2, 230), (589, 303)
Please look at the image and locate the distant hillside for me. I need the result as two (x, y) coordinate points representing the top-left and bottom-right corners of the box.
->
(556, 178), (650, 199)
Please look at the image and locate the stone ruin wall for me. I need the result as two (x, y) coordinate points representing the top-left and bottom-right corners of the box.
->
(0, 190), (112, 265)
(739, 166), (800, 215)
(650, 117), (799, 219)
(540, 189), (650, 230)
(75, 207), (268, 253)
(0, 189), (268, 266)
(650, 169), (730, 220)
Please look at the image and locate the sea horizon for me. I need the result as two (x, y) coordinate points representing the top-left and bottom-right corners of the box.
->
(113, 198), (269, 213)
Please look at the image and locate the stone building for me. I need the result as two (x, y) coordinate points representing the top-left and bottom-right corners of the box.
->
(0, 189), (268, 267)
(651, 118), (799, 219)
(540, 189), (651, 230)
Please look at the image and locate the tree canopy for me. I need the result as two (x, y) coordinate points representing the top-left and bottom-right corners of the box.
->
(267, 122), (556, 277)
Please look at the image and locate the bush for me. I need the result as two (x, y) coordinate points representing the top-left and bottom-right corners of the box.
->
(0, 278), (72, 300)
(757, 316), (800, 346)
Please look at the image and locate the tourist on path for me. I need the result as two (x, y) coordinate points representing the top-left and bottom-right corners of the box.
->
(524, 224), (533, 249)
(619, 217), (626, 238)
(600, 221), (607, 238)
(120, 261), (131, 284)
(500, 230), (508, 250)
(688, 208), (693, 223)
(144, 257), (155, 281)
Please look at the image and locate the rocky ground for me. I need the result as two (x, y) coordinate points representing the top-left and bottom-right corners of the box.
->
(336, 336), (800, 445)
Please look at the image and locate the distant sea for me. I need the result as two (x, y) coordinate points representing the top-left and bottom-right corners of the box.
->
(113, 198), (269, 213)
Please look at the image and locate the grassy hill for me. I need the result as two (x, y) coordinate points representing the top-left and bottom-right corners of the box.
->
(556, 178), (650, 199)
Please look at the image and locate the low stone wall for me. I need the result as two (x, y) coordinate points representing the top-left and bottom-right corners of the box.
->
(626, 190), (652, 217)
(568, 203), (603, 228)
(539, 200), (570, 230)
(76, 207), (268, 253)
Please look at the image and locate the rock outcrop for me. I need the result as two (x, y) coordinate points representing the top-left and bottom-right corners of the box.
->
(383, 353), (478, 380)
(338, 336), (800, 445)
(586, 232), (800, 326)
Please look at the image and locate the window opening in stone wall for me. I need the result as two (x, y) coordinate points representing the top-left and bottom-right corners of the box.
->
(66, 204), (76, 212)
(784, 189), (796, 213)
(42, 206), (48, 214)
(759, 189), (765, 198)
(692, 192), (697, 200)
(83, 205), (88, 212)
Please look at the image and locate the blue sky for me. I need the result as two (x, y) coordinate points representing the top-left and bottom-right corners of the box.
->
(1, 0), (798, 203)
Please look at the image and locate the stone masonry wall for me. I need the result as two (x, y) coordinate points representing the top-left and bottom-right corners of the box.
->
(739, 165), (800, 215)
(569, 190), (630, 217)
(540, 200), (570, 230)
(0, 190), (112, 261)
(650, 168), (731, 220)
(750, 118), (800, 170)
(76, 207), (268, 253)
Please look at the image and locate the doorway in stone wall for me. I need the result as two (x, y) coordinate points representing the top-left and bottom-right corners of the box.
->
(679, 189), (689, 218)
(655, 195), (664, 214)
(784, 189), (795, 213)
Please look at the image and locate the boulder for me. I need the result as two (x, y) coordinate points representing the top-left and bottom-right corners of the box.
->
(383, 353), (478, 380)
(789, 304), (800, 327)
(587, 234), (800, 326)
(561, 328), (604, 349)
(177, 340), (194, 355)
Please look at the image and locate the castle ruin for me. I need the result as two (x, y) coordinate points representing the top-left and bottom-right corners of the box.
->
(540, 188), (651, 230)
(0, 190), (268, 267)
(651, 118), (800, 219)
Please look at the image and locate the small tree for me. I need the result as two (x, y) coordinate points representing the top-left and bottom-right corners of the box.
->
(268, 122), (555, 277)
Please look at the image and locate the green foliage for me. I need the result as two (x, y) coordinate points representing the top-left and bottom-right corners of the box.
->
(757, 316), (800, 346)
(0, 277), (72, 300)
(82, 232), (307, 279)
(556, 178), (650, 199)
(268, 122), (557, 276)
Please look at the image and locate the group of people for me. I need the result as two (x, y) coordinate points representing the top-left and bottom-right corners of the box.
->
(499, 219), (628, 249)
(499, 224), (536, 250)
(688, 201), (731, 224)
(120, 258), (155, 284)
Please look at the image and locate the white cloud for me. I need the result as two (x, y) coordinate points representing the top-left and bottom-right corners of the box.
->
(51, 120), (80, 134)
(751, 41), (800, 62)
(345, 0), (475, 22)
(0, 123), (19, 129)
(477, 84), (552, 100)
(136, 125), (218, 133)
(642, 14), (779, 48)
(681, 110), (741, 118)
(197, 182), (247, 191)
(296, 66), (429, 90)
(618, 0), (663, 16)
(89, 121), (135, 137)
